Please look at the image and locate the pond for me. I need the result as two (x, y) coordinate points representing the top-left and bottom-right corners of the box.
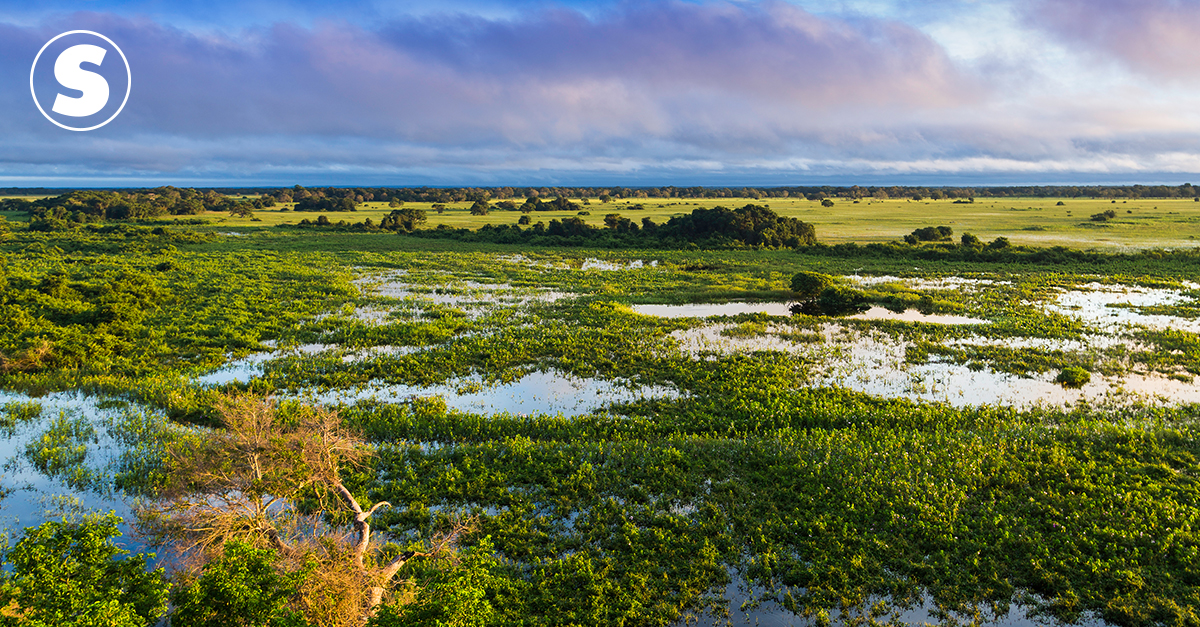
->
(300, 369), (681, 416)
(195, 343), (426, 386)
(1046, 282), (1200, 332)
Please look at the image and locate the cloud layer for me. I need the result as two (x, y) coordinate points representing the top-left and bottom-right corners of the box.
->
(1022, 0), (1200, 79)
(3, 0), (1200, 184)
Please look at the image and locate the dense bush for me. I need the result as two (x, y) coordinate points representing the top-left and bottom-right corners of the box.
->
(1056, 366), (1092, 387)
(0, 514), (168, 627)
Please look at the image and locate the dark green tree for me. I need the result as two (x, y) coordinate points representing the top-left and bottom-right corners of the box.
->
(0, 514), (168, 627)
(790, 271), (835, 300)
(172, 540), (310, 627)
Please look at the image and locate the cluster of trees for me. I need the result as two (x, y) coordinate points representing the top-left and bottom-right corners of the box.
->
(296, 209), (427, 232)
(904, 225), (954, 243)
(1, 189), (272, 224)
(290, 204), (818, 249)
(7, 184), (1200, 226)
(0, 397), (486, 627)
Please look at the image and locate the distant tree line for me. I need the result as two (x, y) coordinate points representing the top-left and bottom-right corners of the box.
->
(290, 204), (818, 249)
(247, 183), (1200, 202)
(6, 184), (1200, 217)
(0, 189), (274, 225)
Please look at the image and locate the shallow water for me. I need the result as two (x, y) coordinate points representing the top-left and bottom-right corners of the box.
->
(499, 254), (658, 272)
(678, 578), (1114, 627)
(849, 306), (989, 325)
(300, 369), (681, 416)
(670, 324), (1200, 407)
(195, 343), (352, 385)
(580, 258), (658, 271)
(0, 391), (141, 544)
(634, 302), (796, 318)
(355, 271), (572, 315)
(1046, 283), (1200, 332)
(634, 302), (989, 324)
(848, 275), (1010, 291)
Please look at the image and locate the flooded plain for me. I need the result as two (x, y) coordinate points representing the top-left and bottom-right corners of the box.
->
(0, 392), (152, 544)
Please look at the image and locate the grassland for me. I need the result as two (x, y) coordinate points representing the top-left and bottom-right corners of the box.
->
(2, 204), (1200, 626)
(81, 195), (1199, 250)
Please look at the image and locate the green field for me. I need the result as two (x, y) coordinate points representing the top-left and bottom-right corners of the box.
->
(2, 198), (1200, 626)
(9, 193), (1200, 249)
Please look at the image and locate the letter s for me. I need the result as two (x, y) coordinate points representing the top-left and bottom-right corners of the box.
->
(51, 44), (109, 117)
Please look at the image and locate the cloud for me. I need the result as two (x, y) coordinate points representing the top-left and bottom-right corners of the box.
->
(3, 1), (1200, 184)
(1020, 0), (1200, 79)
(0, 4), (977, 164)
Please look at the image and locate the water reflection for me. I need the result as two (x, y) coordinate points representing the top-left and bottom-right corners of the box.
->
(300, 369), (681, 415)
(633, 302), (988, 325)
(0, 392), (141, 543)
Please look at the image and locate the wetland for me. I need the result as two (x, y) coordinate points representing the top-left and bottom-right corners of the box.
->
(1, 191), (1199, 626)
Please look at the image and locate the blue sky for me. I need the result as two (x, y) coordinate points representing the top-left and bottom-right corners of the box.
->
(5, 0), (1200, 186)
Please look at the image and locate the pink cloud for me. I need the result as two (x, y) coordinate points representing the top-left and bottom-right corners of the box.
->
(1, 2), (978, 145)
(1022, 0), (1200, 78)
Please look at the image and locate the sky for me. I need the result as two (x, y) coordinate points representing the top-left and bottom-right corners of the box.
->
(4, 0), (1200, 186)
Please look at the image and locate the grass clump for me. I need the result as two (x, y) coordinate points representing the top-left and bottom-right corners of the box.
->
(1055, 365), (1092, 388)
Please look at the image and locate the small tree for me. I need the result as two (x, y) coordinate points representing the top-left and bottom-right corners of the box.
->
(790, 271), (835, 301)
(136, 397), (467, 626)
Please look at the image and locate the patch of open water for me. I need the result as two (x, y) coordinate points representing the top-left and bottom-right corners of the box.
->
(848, 275), (1011, 291)
(299, 369), (681, 416)
(354, 271), (572, 318)
(670, 324), (1200, 407)
(499, 254), (659, 271)
(633, 302), (989, 325)
(1046, 282), (1200, 332)
(677, 575), (1114, 627)
(0, 392), (149, 547)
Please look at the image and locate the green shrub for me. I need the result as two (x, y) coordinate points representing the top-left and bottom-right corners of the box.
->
(790, 271), (835, 300)
(0, 514), (168, 627)
(172, 540), (310, 627)
(1055, 366), (1091, 388)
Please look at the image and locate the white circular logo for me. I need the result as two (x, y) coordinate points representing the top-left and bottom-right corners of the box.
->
(30, 30), (131, 132)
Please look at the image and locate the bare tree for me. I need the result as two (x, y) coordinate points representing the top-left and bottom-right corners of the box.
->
(136, 396), (468, 625)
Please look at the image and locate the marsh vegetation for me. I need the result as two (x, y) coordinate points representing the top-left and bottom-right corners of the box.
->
(1, 189), (1199, 626)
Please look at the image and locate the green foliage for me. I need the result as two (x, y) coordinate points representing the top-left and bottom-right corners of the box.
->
(172, 540), (310, 627)
(0, 401), (41, 436)
(1056, 366), (1092, 387)
(790, 271), (836, 300)
(25, 412), (98, 490)
(381, 209), (427, 232)
(0, 227), (355, 393)
(7, 217), (1200, 626)
(0, 514), (168, 627)
(370, 537), (503, 627)
(905, 225), (954, 244)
